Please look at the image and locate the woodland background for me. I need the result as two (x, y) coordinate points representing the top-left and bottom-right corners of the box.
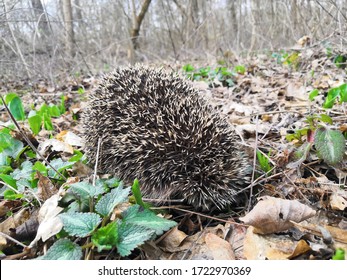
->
(1, 0), (347, 82)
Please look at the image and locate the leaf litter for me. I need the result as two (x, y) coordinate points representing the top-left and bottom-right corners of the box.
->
(0, 40), (346, 260)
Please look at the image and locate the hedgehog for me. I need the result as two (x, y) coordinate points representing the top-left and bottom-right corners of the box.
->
(82, 65), (252, 211)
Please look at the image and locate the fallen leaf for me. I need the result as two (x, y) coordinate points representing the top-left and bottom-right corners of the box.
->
(205, 233), (235, 260)
(240, 196), (316, 234)
(243, 226), (310, 260)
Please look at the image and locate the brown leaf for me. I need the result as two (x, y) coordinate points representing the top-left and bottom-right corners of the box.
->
(243, 226), (310, 260)
(0, 200), (22, 217)
(240, 196), (316, 234)
(36, 172), (58, 201)
(205, 233), (235, 260)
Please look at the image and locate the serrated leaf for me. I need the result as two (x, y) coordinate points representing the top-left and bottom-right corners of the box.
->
(39, 239), (82, 260)
(11, 161), (33, 180)
(95, 185), (131, 217)
(315, 128), (345, 165)
(117, 221), (155, 257)
(70, 181), (105, 199)
(0, 132), (24, 159)
(91, 221), (119, 252)
(47, 158), (74, 178)
(59, 212), (101, 237)
(123, 205), (177, 235)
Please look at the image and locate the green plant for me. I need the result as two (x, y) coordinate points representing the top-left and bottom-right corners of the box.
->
(39, 179), (176, 259)
(286, 114), (346, 167)
(332, 248), (345, 260)
(182, 64), (245, 87)
(3, 93), (66, 135)
(256, 150), (272, 174)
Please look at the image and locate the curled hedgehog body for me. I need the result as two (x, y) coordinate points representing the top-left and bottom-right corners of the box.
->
(82, 65), (252, 211)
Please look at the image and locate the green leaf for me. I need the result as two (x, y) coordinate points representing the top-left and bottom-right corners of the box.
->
(70, 181), (105, 199)
(28, 114), (42, 135)
(323, 87), (340, 109)
(123, 205), (177, 236)
(117, 221), (155, 257)
(91, 221), (119, 252)
(8, 96), (25, 121)
(47, 158), (74, 178)
(33, 161), (47, 175)
(332, 248), (345, 260)
(68, 150), (84, 162)
(182, 64), (194, 72)
(131, 179), (149, 209)
(0, 174), (17, 188)
(319, 114), (333, 125)
(314, 128), (345, 165)
(49, 105), (61, 117)
(339, 84), (347, 102)
(43, 112), (54, 130)
(11, 161), (33, 181)
(256, 150), (272, 173)
(39, 239), (82, 260)
(234, 65), (246, 74)
(4, 189), (23, 200)
(95, 185), (131, 217)
(309, 89), (319, 101)
(59, 212), (102, 237)
(0, 132), (24, 159)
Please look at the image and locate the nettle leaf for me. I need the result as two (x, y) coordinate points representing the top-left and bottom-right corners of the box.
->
(48, 158), (74, 178)
(123, 205), (177, 235)
(70, 181), (105, 199)
(315, 128), (345, 165)
(91, 221), (119, 252)
(117, 221), (155, 257)
(39, 239), (82, 260)
(0, 132), (24, 159)
(59, 212), (101, 237)
(95, 185), (131, 217)
(11, 161), (33, 180)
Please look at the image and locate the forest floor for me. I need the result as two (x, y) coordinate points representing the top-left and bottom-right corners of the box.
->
(0, 41), (346, 260)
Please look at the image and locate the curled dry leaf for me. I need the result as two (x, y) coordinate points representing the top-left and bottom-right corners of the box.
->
(205, 233), (235, 260)
(240, 196), (316, 234)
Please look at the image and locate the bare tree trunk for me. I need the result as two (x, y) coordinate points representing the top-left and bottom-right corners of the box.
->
(62, 0), (75, 58)
(128, 0), (152, 64)
(31, 0), (50, 37)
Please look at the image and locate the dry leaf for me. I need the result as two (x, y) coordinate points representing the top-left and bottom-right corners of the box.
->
(240, 196), (316, 234)
(36, 172), (58, 201)
(29, 190), (64, 247)
(243, 226), (311, 260)
(205, 233), (235, 260)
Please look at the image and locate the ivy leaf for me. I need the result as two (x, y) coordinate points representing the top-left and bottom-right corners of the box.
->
(39, 239), (82, 260)
(91, 221), (119, 252)
(59, 212), (101, 237)
(95, 185), (131, 217)
(314, 128), (345, 165)
(123, 205), (177, 235)
(117, 221), (155, 257)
